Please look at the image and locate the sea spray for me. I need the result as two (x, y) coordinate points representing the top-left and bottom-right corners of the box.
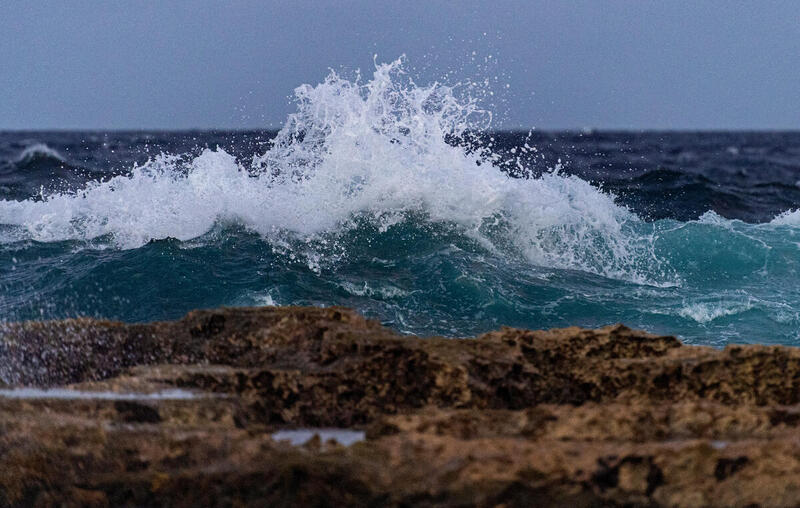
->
(0, 59), (665, 284)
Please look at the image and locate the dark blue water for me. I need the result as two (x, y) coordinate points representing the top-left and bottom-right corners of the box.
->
(1, 64), (799, 346)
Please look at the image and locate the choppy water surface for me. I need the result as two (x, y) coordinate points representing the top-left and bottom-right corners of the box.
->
(2, 59), (800, 346)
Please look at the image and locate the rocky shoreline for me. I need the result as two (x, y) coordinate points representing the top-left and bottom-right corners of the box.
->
(1, 306), (800, 506)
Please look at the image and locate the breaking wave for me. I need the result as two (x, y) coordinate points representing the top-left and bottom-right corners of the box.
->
(13, 143), (66, 166)
(0, 58), (669, 285)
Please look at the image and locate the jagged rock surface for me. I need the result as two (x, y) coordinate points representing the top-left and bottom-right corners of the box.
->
(1, 306), (800, 506)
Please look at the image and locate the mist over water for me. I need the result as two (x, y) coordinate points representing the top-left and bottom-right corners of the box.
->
(1, 59), (800, 346)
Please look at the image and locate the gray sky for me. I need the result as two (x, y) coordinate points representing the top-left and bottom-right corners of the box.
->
(2, 0), (799, 130)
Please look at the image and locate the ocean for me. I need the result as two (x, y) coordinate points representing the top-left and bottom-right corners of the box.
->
(1, 60), (800, 346)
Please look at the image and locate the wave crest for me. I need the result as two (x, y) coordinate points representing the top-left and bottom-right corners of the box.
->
(0, 58), (669, 285)
(770, 209), (800, 225)
(13, 143), (67, 166)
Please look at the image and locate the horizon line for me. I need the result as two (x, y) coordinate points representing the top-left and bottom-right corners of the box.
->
(2, 127), (800, 134)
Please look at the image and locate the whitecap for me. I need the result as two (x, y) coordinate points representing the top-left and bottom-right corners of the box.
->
(0, 58), (672, 286)
(13, 143), (66, 165)
(677, 300), (754, 324)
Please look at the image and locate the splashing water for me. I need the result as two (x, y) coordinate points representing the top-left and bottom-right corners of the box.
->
(0, 59), (664, 283)
(0, 58), (799, 345)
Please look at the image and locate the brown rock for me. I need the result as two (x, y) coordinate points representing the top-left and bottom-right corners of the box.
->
(1, 306), (799, 506)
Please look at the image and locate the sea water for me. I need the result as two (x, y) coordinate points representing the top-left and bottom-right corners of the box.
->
(1, 58), (800, 346)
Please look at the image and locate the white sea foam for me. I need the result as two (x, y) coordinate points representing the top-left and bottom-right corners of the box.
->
(678, 301), (754, 324)
(770, 209), (800, 225)
(250, 291), (279, 306)
(339, 281), (410, 299)
(14, 143), (66, 164)
(0, 58), (668, 284)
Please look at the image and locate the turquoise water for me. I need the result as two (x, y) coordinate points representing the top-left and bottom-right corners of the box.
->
(2, 213), (800, 345)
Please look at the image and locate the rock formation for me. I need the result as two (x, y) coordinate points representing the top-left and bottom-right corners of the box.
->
(1, 306), (799, 506)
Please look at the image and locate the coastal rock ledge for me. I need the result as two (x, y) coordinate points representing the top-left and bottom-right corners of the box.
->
(2, 307), (800, 507)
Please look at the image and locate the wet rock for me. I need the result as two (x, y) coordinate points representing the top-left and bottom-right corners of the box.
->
(1, 306), (800, 506)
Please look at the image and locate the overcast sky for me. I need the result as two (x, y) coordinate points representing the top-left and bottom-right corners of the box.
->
(2, 1), (799, 130)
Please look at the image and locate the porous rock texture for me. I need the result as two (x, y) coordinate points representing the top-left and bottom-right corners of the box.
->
(1, 306), (800, 506)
